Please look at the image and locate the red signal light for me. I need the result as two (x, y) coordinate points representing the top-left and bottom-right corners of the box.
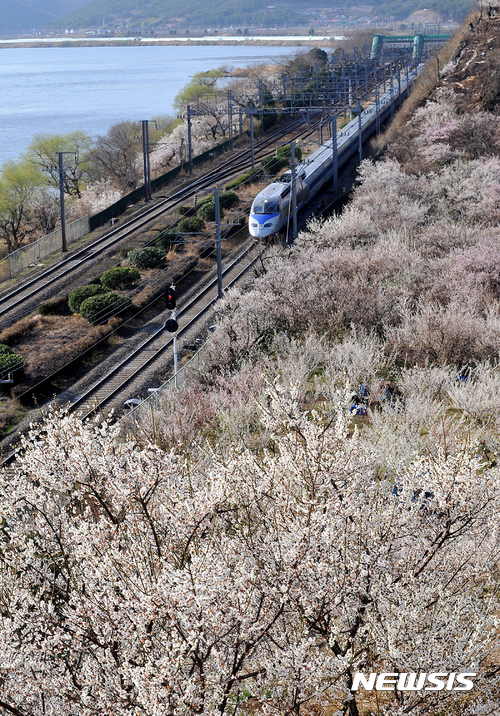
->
(166, 287), (176, 310)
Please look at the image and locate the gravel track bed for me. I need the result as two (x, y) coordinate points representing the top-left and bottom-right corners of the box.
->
(0, 237), (260, 457)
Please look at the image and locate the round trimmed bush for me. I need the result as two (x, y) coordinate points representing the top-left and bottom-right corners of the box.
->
(156, 230), (184, 253)
(177, 216), (205, 234)
(0, 351), (25, 381)
(68, 284), (105, 314)
(197, 199), (221, 222)
(100, 266), (140, 291)
(0, 344), (13, 355)
(178, 204), (197, 217)
(261, 155), (288, 176)
(219, 191), (239, 210)
(79, 292), (132, 325)
(128, 247), (165, 270)
(277, 144), (302, 161)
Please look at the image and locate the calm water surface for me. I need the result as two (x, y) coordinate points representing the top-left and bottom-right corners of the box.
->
(0, 45), (296, 167)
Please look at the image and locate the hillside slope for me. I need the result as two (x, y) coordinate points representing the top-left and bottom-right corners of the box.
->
(52, 0), (473, 32)
(1, 14), (500, 716)
(0, 0), (87, 33)
(435, 14), (500, 111)
(144, 11), (500, 462)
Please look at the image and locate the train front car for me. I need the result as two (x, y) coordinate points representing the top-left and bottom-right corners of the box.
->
(249, 184), (285, 238)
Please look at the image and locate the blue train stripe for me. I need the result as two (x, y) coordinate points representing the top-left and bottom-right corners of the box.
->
(250, 212), (280, 225)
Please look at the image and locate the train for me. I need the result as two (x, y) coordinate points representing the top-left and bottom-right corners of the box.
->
(249, 63), (423, 239)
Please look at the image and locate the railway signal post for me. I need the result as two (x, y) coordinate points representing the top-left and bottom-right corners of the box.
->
(164, 286), (179, 388)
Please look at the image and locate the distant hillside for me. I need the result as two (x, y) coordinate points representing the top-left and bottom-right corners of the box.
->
(52, 0), (474, 32)
(54, 0), (279, 31)
(0, 0), (87, 33)
(1, 0), (475, 34)
(376, 0), (473, 21)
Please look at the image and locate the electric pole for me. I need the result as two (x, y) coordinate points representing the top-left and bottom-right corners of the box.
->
(186, 104), (194, 174)
(214, 188), (223, 299)
(331, 115), (338, 197)
(290, 141), (298, 244)
(357, 100), (363, 163)
(141, 120), (156, 201)
(56, 151), (75, 252)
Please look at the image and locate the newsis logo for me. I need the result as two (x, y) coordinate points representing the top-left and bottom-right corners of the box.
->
(351, 672), (476, 693)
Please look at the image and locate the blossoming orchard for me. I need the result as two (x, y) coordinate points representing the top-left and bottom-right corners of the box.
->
(0, 381), (499, 716)
(2, 11), (500, 716)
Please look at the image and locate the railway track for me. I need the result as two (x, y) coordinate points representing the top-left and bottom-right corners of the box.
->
(0, 236), (263, 465)
(0, 72), (394, 465)
(0, 112), (324, 327)
(73, 241), (261, 418)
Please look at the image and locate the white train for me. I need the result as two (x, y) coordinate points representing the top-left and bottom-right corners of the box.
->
(249, 64), (422, 239)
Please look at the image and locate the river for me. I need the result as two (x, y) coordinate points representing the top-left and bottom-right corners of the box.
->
(0, 44), (310, 167)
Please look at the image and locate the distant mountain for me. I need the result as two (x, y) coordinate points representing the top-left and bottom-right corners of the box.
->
(54, 0), (475, 32)
(0, 0), (475, 34)
(0, 0), (88, 34)
(52, 0), (303, 32)
(376, 0), (473, 21)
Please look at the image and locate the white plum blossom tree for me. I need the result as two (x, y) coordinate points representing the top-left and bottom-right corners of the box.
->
(0, 383), (499, 716)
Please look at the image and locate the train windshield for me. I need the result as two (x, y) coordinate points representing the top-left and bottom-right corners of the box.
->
(252, 198), (279, 214)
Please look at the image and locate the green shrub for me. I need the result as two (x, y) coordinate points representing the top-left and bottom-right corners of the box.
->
(196, 192), (238, 221)
(156, 231), (184, 253)
(38, 296), (70, 316)
(128, 246), (165, 269)
(197, 199), (221, 222)
(277, 144), (302, 161)
(225, 168), (259, 190)
(0, 344), (13, 355)
(177, 216), (205, 234)
(100, 266), (141, 291)
(0, 351), (25, 380)
(178, 204), (197, 217)
(261, 155), (288, 176)
(79, 292), (132, 325)
(219, 191), (239, 209)
(68, 284), (105, 314)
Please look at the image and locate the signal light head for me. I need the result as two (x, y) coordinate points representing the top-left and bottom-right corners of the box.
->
(166, 287), (176, 309)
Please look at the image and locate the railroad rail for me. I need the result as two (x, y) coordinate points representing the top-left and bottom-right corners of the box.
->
(0, 236), (263, 465)
(0, 113), (325, 327)
(73, 242), (262, 418)
(0, 60), (392, 327)
(0, 66), (418, 466)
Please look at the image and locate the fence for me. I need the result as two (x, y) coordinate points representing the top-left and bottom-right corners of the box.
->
(4, 132), (248, 279)
(8, 215), (90, 277)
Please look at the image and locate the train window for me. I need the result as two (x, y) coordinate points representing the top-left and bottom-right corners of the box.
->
(252, 199), (279, 214)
